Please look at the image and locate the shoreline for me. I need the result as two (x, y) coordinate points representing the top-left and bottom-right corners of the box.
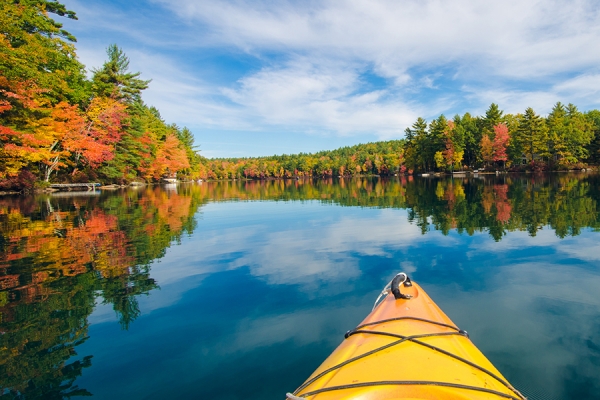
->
(1, 169), (596, 197)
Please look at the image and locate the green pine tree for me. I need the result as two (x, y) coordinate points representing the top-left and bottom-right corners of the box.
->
(92, 44), (150, 103)
(515, 108), (549, 163)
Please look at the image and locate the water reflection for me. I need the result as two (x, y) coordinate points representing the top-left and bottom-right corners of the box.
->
(0, 187), (202, 398)
(0, 174), (599, 399)
(198, 173), (600, 240)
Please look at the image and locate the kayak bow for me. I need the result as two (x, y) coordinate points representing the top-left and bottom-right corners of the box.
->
(288, 273), (525, 400)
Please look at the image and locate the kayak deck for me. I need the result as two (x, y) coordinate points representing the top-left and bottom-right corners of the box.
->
(289, 275), (525, 399)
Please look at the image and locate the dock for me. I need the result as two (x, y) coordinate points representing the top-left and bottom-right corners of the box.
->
(50, 190), (101, 197)
(49, 183), (100, 191)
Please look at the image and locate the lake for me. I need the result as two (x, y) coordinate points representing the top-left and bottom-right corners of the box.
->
(1, 173), (600, 399)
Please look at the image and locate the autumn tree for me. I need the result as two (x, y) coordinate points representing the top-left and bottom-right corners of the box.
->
(476, 103), (505, 166)
(492, 123), (509, 169)
(75, 97), (127, 167)
(47, 98), (127, 176)
(0, 0), (88, 182)
(151, 133), (191, 179)
(440, 120), (464, 171)
(0, 78), (54, 179)
(434, 151), (444, 169)
(177, 126), (204, 179)
(480, 134), (494, 167)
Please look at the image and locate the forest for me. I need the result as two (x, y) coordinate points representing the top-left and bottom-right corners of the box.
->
(0, 0), (206, 191)
(2, 1), (600, 192)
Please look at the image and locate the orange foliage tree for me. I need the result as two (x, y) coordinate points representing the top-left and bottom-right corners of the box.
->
(480, 134), (494, 168)
(151, 133), (191, 179)
(442, 120), (456, 170)
(50, 98), (127, 173)
(0, 77), (68, 180)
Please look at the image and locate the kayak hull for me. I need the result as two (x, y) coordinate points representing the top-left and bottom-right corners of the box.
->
(291, 279), (523, 399)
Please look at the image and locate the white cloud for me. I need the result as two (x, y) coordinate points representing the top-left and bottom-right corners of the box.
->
(467, 228), (600, 266)
(462, 72), (600, 116)
(559, 235), (600, 262)
(222, 58), (421, 138)
(128, 52), (251, 129)
(469, 228), (560, 253)
(67, 0), (600, 150)
(152, 0), (600, 80)
(554, 74), (600, 103)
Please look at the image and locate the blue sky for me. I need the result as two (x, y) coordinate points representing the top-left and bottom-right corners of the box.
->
(62, 0), (600, 158)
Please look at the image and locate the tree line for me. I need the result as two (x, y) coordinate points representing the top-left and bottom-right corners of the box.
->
(205, 102), (600, 180)
(204, 103), (600, 179)
(204, 140), (406, 180)
(0, 0), (205, 191)
(403, 103), (600, 173)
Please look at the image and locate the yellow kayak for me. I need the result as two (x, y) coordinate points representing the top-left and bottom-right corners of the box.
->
(288, 273), (526, 400)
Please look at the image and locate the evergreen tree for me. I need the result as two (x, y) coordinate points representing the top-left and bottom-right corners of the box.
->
(13, 0), (78, 42)
(548, 103), (594, 165)
(455, 112), (480, 167)
(547, 102), (568, 162)
(504, 113), (522, 166)
(92, 44), (150, 103)
(564, 104), (594, 163)
(585, 110), (600, 164)
(515, 108), (549, 162)
(404, 117), (428, 171)
(483, 103), (503, 134)
(428, 115), (448, 170)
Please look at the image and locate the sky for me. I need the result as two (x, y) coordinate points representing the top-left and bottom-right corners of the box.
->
(61, 0), (600, 158)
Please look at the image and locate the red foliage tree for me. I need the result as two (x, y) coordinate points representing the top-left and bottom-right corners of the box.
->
(492, 123), (510, 168)
(494, 184), (512, 223)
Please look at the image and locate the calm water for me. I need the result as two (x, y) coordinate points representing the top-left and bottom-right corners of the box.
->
(1, 174), (600, 399)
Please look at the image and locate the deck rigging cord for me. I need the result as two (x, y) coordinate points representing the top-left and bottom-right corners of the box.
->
(288, 273), (527, 400)
(291, 381), (524, 400)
